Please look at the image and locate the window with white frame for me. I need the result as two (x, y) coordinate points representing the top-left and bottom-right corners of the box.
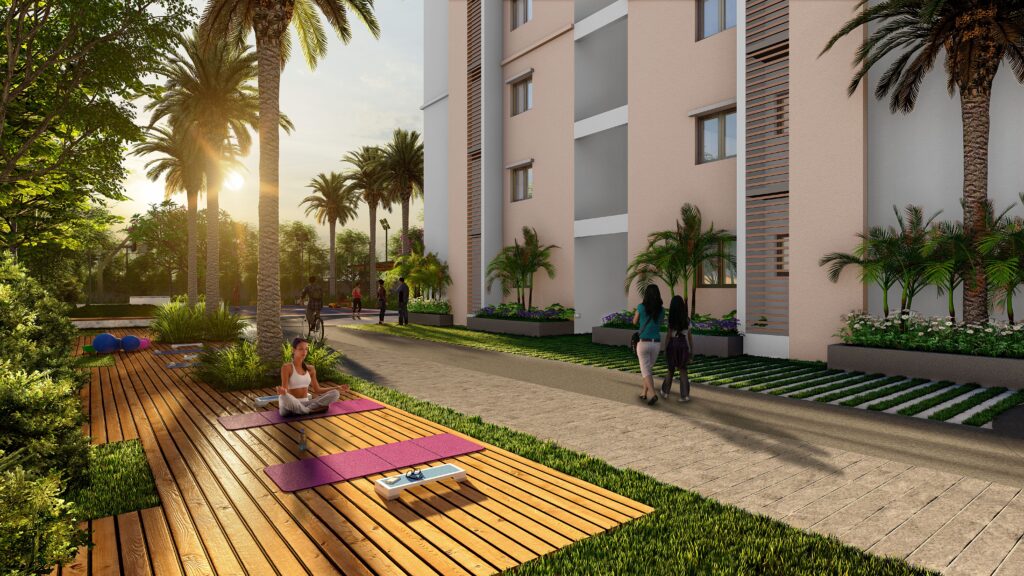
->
(698, 109), (736, 163)
(511, 76), (533, 116)
(511, 0), (532, 30)
(699, 0), (736, 40)
(511, 164), (533, 202)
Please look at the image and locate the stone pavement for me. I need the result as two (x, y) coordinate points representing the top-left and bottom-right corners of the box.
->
(319, 323), (1024, 575)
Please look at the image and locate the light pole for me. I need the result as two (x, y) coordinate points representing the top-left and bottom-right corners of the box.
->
(380, 218), (391, 263)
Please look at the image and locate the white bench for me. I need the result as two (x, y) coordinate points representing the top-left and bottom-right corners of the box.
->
(374, 463), (467, 500)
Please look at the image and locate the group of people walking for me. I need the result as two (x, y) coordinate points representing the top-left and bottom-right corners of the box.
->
(634, 284), (692, 406)
(347, 278), (409, 325)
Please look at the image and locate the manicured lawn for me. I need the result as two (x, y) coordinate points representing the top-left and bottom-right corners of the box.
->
(340, 373), (932, 575)
(67, 439), (160, 520)
(69, 304), (157, 318)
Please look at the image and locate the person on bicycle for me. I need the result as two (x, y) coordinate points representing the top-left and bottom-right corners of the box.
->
(300, 275), (324, 329)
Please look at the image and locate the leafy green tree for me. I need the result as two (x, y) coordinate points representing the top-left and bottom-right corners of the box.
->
(335, 229), (370, 286)
(385, 251), (451, 300)
(823, 0), (1024, 324)
(201, 0), (381, 363)
(279, 221), (327, 301)
(301, 172), (360, 299)
(380, 128), (423, 256)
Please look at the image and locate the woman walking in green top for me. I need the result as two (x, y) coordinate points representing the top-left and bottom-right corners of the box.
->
(633, 284), (664, 405)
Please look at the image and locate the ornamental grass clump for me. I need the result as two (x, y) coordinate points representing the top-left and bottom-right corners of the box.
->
(840, 312), (1024, 358)
(150, 300), (204, 343)
(196, 341), (270, 391)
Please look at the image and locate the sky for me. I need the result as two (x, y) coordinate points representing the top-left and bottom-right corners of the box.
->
(116, 0), (425, 247)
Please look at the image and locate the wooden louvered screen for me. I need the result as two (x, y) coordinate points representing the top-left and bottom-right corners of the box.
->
(466, 0), (482, 313)
(746, 0), (789, 335)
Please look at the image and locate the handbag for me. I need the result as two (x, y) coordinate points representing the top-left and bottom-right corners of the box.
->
(630, 314), (652, 354)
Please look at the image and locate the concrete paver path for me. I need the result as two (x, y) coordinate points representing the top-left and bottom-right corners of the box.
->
(317, 321), (1024, 575)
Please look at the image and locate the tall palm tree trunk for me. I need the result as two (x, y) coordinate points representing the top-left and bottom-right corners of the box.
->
(186, 190), (198, 307)
(368, 204), (378, 295)
(961, 90), (991, 324)
(401, 195), (410, 256)
(205, 161), (221, 314)
(328, 219), (336, 300)
(254, 21), (286, 364)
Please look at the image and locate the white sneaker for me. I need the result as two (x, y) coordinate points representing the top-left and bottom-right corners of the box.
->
(678, 396), (690, 403)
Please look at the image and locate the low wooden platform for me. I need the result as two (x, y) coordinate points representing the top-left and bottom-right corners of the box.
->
(56, 330), (651, 575)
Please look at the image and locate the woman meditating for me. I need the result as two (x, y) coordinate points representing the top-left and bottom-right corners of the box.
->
(278, 337), (345, 415)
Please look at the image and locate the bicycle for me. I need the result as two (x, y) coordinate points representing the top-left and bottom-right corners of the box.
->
(305, 303), (325, 344)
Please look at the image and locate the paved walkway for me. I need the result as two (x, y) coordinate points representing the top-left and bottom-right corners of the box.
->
(319, 323), (1024, 576)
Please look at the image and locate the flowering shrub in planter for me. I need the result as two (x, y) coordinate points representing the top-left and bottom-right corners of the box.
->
(407, 298), (452, 315)
(476, 303), (574, 323)
(600, 309), (740, 336)
(840, 312), (1024, 358)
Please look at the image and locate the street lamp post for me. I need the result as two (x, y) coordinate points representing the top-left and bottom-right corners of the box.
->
(380, 218), (391, 263)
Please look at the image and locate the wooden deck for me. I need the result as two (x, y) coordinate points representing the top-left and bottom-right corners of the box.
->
(57, 330), (651, 575)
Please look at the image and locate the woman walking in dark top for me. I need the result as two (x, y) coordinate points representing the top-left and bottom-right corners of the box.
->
(376, 279), (387, 324)
(660, 295), (693, 402)
(633, 284), (664, 406)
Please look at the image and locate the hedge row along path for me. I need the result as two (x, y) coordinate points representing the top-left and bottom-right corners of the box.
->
(56, 330), (650, 575)
(343, 325), (1024, 428)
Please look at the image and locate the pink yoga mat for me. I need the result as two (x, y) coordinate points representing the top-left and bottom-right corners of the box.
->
(264, 458), (342, 492)
(412, 433), (486, 459)
(218, 399), (384, 431)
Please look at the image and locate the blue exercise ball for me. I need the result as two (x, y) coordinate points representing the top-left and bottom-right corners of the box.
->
(92, 333), (119, 354)
(121, 335), (141, 352)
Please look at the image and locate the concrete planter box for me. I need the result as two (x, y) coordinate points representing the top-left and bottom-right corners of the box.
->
(408, 312), (454, 327)
(828, 344), (1024, 390)
(129, 296), (170, 306)
(590, 326), (743, 357)
(467, 316), (574, 337)
(71, 318), (154, 329)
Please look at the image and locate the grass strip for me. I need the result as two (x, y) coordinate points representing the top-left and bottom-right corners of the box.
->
(75, 354), (114, 369)
(814, 376), (907, 403)
(867, 381), (953, 412)
(335, 373), (931, 575)
(928, 387), (1007, 422)
(764, 372), (862, 395)
(789, 374), (885, 399)
(897, 384), (980, 416)
(840, 378), (929, 408)
(727, 367), (831, 389)
(695, 364), (797, 385)
(962, 390), (1024, 426)
(69, 304), (158, 318)
(66, 439), (160, 520)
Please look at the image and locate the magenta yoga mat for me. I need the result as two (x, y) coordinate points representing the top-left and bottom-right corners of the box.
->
(264, 434), (484, 492)
(218, 399), (384, 431)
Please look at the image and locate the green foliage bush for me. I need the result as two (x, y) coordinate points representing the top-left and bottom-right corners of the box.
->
(0, 370), (90, 490)
(68, 440), (160, 520)
(151, 300), (245, 343)
(196, 341), (269, 391)
(0, 255), (79, 383)
(282, 341), (344, 382)
(204, 304), (246, 341)
(475, 302), (574, 322)
(407, 297), (451, 314)
(840, 312), (1024, 358)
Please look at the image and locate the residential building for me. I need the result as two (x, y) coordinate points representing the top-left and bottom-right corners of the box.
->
(422, 0), (1024, 361)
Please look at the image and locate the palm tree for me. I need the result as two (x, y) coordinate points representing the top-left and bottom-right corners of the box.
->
(148, 32), (280, 316)
(201, 0), (381, 362)
(519, 226), (558, 310)
(341, 146), (390, 293)
(923, 220), (974, 322)
(823, 0), (1024, 324)
(821, 226), (900, 317)
(131, 125), (205, 307)
(980, 195), (1024, 323)
(625, 239), (685, 299)
(381, 128), (424, 256)
(486, 241), (526, 307)
(301, 171), (360, 300)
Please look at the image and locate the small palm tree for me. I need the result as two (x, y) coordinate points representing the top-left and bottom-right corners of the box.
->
(486, 241), (527, 307)
(519, 226), (558, 309)
(201, 0), (381, 362)
(625, 239), (684, 299)
(131, 125), (205, 307)
(980, 194), (1024, 323)
(381, 128), (423, 256)
(923, 220), (974, 322)
(823, 0), (1024, 324)
(821, 226), (900, 317)
(301, 172), (360, 300)
(341, 146), (391, 288)
(890, 205), (941, 312)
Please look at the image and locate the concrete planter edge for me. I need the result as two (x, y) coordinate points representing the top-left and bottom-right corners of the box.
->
(408, 312), (454, 327)
(827, 344), (1024, 390)
(467, 316), (574, 337)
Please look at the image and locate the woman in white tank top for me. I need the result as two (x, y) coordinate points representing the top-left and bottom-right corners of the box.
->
(277, 337), (347, 416)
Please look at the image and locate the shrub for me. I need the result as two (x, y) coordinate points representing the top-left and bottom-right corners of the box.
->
(407, 297), (451, 315)
(203, 304), (246, 341)
(281, 341), (344, 382)
(150, 300), (204, 343)
(0, 460), (86, 576)
(0, 255), (78, 383)
(600, 309), (740, 335)
(196, 342), (270, 391)
(476, 303), (574, 322)
(0, 369), (90, 490)
(840, 312), (1024, 358)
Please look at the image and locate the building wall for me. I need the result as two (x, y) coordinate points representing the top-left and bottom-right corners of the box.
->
(788, 0), (867, 361)
(628, 2), (737, 317)
(447, 1), (470, 323)
(422, 0), (449, 263)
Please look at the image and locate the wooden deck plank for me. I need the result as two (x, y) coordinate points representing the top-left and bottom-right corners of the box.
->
(139, 507), (185, 576)
(89, 363), (105, 445)
(117, 512), (152, 576)
(91, 516), (119, 575)
(110, 350), (140, 441)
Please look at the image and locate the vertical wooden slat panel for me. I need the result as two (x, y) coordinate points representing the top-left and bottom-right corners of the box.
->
(466, 0), (482, 314)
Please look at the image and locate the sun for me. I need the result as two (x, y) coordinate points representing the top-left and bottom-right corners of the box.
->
(224, 171), (245, 191)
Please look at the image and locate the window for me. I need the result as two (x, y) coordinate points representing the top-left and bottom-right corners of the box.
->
(511, 164), (533, 202)
(511, 0), (532, 30)
(699, 0), (736, 40)
(511, 76), (533, 116)
(699, 239), (737, 287)
(776, 234), (789, 277)
(698, 109), (736, 163)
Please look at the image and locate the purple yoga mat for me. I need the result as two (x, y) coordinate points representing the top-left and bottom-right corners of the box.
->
(218, 399), (384, 431)
(263, 434), (485, 492)
(264, 458), (342, 492)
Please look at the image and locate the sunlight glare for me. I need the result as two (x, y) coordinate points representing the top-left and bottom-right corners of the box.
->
(225, 170), (245, 192)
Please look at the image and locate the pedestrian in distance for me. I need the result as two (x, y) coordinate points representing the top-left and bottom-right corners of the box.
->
(660, 295), (693, 402)
(395, 276), (410, 325)
(633, 284), (664, 406)
(376, 279), (387, 324)
(351, 284), (362, 320)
